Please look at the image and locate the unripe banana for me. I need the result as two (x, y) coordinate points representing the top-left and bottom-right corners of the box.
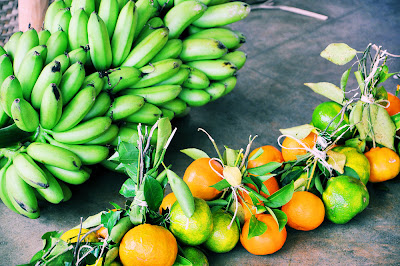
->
(40, 83), (63, 129)
(117, 0), (129, 10)
(131, 58), (182, 88)
(179, 88), (211, 106)
(156, 67), (190, 86)
(0, 106), (9, 128)
(85, 123), (119, 145)
(51, 8), (72, 34)
(185, 28), (240, 49)
(231, 30), (246, 49)
(82, 71), (106, 95)
(60, 62), (86, 105)
(83, 92), (111, 121)
(103, 67), (142, 93)
(157, 0), (173, 12)
(186, 25), (202, 35)
(31, 60), (62, 109)
(205, 82), (226, 101)
(164, 0), (207, 39)
(160, 107), (174, 120)
(158, 98), (187, 116)
(68, 46), (89, 65)
(0, 164), (19, 214)
(134, 17), (164, 46)
(27, 142), (82, 171)
(175, 0), (210, 5)
(123, 85), (182, 105)
(49, 116), (112, 144)
(187, 60), (237, 80)
(26, 45), (48, 63)
(151, 39), (183, 62)
(98, 0), (119, 38)
(180, 38), (227, 62)
(68, 8), (89, 50)
(45, 29), (69, 65)
(11, 98), (40, 132)
(13, 27), (39, 74)
(38, 30), (51, 45)
(124, 103), (162, 125)
(44, 0), (67, 31)
(122, 27), (169, 68)
(71, 0), (95, 15)
(6, 164), (39, 219)
(88, 12), (112, 71)
(0, 54), (13, 88)
(51, 52), (71, 74)
(44, 164), (90, 185)
(4, 31), (22, 61)
(13, 153), (48, 189)
(208, 0), (229, 5)
(36, 168), (64, 204)
(59, 181), (72, 202)
(220, 75), (237, 96)
(221, 50), (246, 70)
(107, 95), (145, 120)
(111, 0), (138, 67)
(53, 84), (96, 132)
(0, 75), (23, 116)
(192, 1), (251, 28)
(134, 0), (160, 40)
(65, 0), (73, 6)
(182, 65), (210, 89)
(110, 126), (139, 146)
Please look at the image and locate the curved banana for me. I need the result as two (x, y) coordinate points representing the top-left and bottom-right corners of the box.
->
(83, 92), (111, 121)
(0, 54), (14, 89)
(221, 50), (246, 70)
(182, 65), (210, 89)
(185, 27), (240, 50)
(36, 168), (64, 204)
(0, 163), (19, 214)
(71, 0), (96, 15)
(122, 85), (181, 105)
(160, 107), (174, 120)
(231, 30), (246, 49)
(186, 25), (202, 35)
(134, 0), (160, 40)
(180, 38), (227, 61)
(110, 126), (139, 146)
(45, 29), (69, 65)
(124, 103), (162, 125)
(88, 12), (112, 71)
(51, 8), (72, 34)
(163, 0), (207, 39)
(11, 98), (40, 132)
(99, 0), (119, 38)
(107, 95), (145, 121)
(0, 75), (24, 116)
(82, 72), (106, 96)
(51, 52), (71, 74)
(68, 8), (89, 50)
(40, 83), (63, 130)
(157, 98), (187, 116)
(68, 46), (89, 65)
(16, 52), (43, 102)
(174, 0), (210, 5)
(151, 39), (183, 62)
(13, 153), (49, 189)
(60, 62), (86, 105)
(187, 59), (237, 80)
(205, 82), (226, 101)
(13, 27), (39, 74)
(44, 164), (90, 185)
(44, 0), (67, 31)
(26, 45), (48, 63)
(117, 0), (129, 10)
(156, 67), (190, 86)
(38, 30), (51, 46)
(59, 181), (72, 202)
(220, 75), (237, 96)
(192, 1), (251, 28)
(103, 67), (142, 93)
(86, 123), (119, 145)
(134, 17), (164, 46)
(179, 87), (211, 106)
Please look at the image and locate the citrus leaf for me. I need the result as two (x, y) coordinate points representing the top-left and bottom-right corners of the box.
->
(342, 166), (360, 181)
(327, 150), (346, 174)
(118, 142), (139, 164)
(247, 162), (282, 176)
(392, 113), (400, 131)
(144, 175), (164, 212)
(242, 175), (257, 189)
(207, 199), (228, 207)
(344, 138), (366, 153)
(167, 169), (195, 218)
(368, 104), (395, 150)
(224, 147), (238, 167)
(314, 174), (323, 195)
(155, 117), (172, 166)
(266, 207), (288, 232)
(101, 210), (122, 235)
(249, 147), (264, 161)
(109, 202), (122, 210)
(180, 148), (209, 160)
(341, 67), (352, 91)
(320, 43), (357, 65)
(375, 86), (388, 102)
(256, 204), (266, 214)
(173, 254), (193, 266)
(210, 179), (230, 191)
(264, 181), (294, 208)
(304, 82), (345, 104)
(279, 124), (315, 140)
(248, 215), (268, 239)
(119, 178), (136, 198)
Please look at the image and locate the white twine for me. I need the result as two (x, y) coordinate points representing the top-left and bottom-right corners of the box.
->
(360, 94), (390, 108)
(133, 198), (148, 207)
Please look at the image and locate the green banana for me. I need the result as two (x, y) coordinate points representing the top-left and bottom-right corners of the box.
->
(82, 71), (106, 96)
(176, 105), (191, 117)
(48, 116), (112, 144)
(71, 0), (96, 15)
(0, 106), (9, 128)
(220, 75), (237, 96)
(187, 60), (237, 80)
(44, 0), (67, 31)
(59, 62), (86, 105)
(174, 0), (210, 5)
(107, 95), (145, 121)
(27, 142), (82, 171)
(68, 46), (89, 65)
(100, 158), (125, 173)
(45, 29), (69, 65)
(44, 164), (90, 185)
(160, 107), (174, 120)
(111, 0), (138, 67)
(98, 0), (119, 38)
(0, 54), (14, 88)
(151, 39), (183, 62)
(11, 98), (40, 132)
(85, 123), (119, 145)
(182, 65), (210, 89)
(185, 27), (240, 49)
(88, 12), (112, 71)
(192, 1), (251, 28)
(65, 0), (73, 6)
(0, 163), (19, 214)
(6, 164), (39, 219)
(124, 103), (162, 125)
(208, 0), (230, 5)
(103, 67), (142, 93)
(157, 0), (173, 12)
(205, 82), (226, 101)
(179, 88), (211, 106)
(109, 216), (133, 243)
(53, 84), (96, 132)
(158, 98), (187, 116)
(110, 126), (139, 146)
(25, 45), (48, 64)
(134, 17), (164, 46)
(122, 85), (182, 105)
(83, 92), (111, 121)
(231, 30), (246, 49)
(31, 60), (62, 109)
(186, 25), (203, 35)
(4, 31), (22, 61)
(156, 67), (190, 86)
(51, 52), (71, 74)
(0, 75), (24, 116)
(51, 8), (72, 34)
(131, 58), (182, 88)
(0, 124), (35, 148)
(0, 46), (5, 56)
(38, 30), (51, 45)
(117, 0), (129, 10)
(40, 84), (63, 130)
(36, 168), (64, 204)
(13, 153), (48, 189)
(180, 38), (227, 61)
(221, 50), (247, 69)
(134, 0), (160, 40)
(122, 27), (169, 68)
(68, 8), (89, 50)
(59, 181), (72, 202)
(13, 27), (39, 74)
(164, 0), (207, 39)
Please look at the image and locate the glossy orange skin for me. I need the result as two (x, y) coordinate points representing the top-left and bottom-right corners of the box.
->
(119, 224), (178, 266)
(247, 145), (284, 169)
(183, 158), (224, 201)
(159, 192), (177, 214)
(281, 191), (325, 231)
(281, 132), (317, 161)
(364, 147), (400, 183)
(240, 214), (287, 255)
(386, 92), (400, 116)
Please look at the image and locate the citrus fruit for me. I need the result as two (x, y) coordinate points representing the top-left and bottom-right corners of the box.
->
(182, 246), (209, 266)
(95, 226), (108, 240)
(385, 92), (400, 116)
(311, 101), (352, 140)
(281, 191), (325, 231)
(169, 197), (213, 246)
(159, 192), (177, 213)
(240, 214), (287, 255)
(203, 210), (239, 253)
(322, 175), (369, 224)
(332, 146), (370, 184)
(364, 147), (400, 183)
(247, 145), (284, 169)
(60, 228), (98, 243)
(183, 158), (224, 201)
(119, 224), (178, 266)
(281, 132), (317, 161)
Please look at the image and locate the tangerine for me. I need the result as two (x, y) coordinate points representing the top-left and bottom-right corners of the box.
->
(159, 192), (177, 213)
(247, 145), (283, 169)
(385, 92), (400, 116)
(281, 132), (317, 161)
(364, 147), (400, 183)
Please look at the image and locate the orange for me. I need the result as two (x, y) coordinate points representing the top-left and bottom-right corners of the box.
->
(364, 147), (400, 183)
(96, 226), (108, 240)
(281, 132), (317, 161)
(159, 192), (177, 214)
(247, 145), (284, 169)
(385, 92), (400, 116)
(240, 214), (287, 255)
(281, 191), (325, 231)
(119, 224), (178, 266)
(183, 158), (224, 201)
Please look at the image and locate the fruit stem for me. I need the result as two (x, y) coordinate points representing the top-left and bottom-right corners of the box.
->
(306, 159), (318, 191)
(198, 128), (224, 162)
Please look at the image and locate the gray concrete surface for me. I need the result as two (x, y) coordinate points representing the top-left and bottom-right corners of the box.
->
(1, 0), (400, 265)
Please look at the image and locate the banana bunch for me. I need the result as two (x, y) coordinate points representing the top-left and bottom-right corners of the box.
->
(0, 0), (250, 218)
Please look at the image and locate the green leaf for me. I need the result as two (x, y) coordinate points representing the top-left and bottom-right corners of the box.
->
(363, 104), (395, 150)
(341, 67), (352, 91)
(279, 124), (315, 140)
(143, 175), (164, 212)
(118, 142), (139, 164)
(320, 43), (357, 65)
(375, 86), (388, 102)
(392, 112), (400, 131)
(326, 150), (347, 174)
(167, 169), (195, 218)
(266, 207), (288, 232)
(101, 210), (122, 235)
(248, 215), (268, 239)
(247, 162), (282, 176)
(225, 147), (238, 167)
(109, 202), (122, 210)
(207, 199), (229, 207)
(180, 148), (209, 160)
(249, 147), (264, 161)
(377, 65), (397, 84)
(173, 254), (193, 266)
(314, 174), (324, 195)
(342, 166), (360, 181)
(344, 138), (366, 153)
(264, 181), (294, 208)
(155, 118), (172, 166)
(280, 166), (303, 186)
(304, 82), (345, 104)
(119, 178), (136, 198)
(210, 179), (231, 191)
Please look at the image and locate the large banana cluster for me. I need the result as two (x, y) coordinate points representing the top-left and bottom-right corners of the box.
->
(0, 0), (250, 218)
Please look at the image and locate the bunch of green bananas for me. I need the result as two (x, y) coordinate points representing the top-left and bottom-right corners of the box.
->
(0, 0), (250, 218)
